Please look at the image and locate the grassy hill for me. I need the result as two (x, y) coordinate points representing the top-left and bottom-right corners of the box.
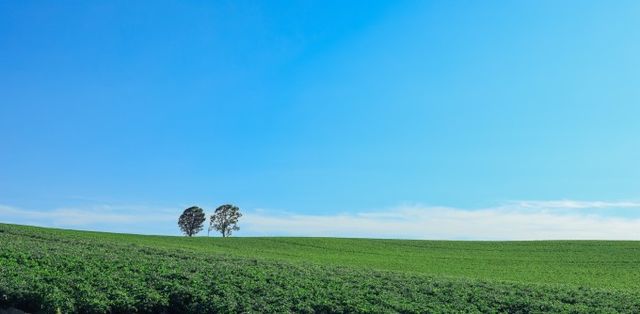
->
(1, 223), (639, 313)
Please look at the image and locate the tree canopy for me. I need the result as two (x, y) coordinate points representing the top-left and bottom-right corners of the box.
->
(178, 206), (206, 237)
(209, 204), (242, 237)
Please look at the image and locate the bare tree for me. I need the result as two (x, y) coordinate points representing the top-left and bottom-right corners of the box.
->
(178, 206), (206, 237)
(209, 204), (242, 237)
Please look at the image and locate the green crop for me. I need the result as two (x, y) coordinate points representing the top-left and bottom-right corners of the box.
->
(1, 223), (639, 313)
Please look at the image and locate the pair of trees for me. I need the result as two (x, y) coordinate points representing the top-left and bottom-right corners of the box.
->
(178, 204), (242, 237)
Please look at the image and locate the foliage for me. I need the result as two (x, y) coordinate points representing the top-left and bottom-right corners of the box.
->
(177, 206), (206, 237)
(76, 233), (640, 291)
(1, 223), (640, 313)
(208, 204), (242, 237)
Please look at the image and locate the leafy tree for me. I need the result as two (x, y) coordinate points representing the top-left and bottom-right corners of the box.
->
(178, 206), (206, 237)
(209, 204), (242, 237)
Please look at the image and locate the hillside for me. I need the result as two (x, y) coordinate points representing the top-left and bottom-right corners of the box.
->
(1, 223), (639, 313)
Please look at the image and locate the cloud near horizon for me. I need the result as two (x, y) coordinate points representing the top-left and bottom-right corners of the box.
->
(0, 204), (176, 233)
(243, 200), (640, 240)
(2, 200), (640, 239)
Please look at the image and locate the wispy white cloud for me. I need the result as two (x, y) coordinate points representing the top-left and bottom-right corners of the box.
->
(505, 200), (640, 210)
(0, 204), (175, 227)
(2, 200), (640, 239)
(242, 201), (640, 240)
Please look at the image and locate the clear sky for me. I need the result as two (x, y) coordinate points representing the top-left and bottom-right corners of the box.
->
(2, 1), (640, 239)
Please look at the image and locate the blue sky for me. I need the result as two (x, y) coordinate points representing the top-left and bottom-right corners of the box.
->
(1, 1), (640, 238)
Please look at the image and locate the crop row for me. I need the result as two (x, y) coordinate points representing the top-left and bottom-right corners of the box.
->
(1, 224), (639, 313)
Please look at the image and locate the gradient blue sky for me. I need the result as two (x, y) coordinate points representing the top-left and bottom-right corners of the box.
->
(2, 1), (640, 238)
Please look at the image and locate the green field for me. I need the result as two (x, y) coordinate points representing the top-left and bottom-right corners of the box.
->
(1, 223), (639, 313)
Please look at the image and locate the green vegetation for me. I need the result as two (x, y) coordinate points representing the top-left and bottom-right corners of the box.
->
(208, 204), (242, 237)
(177, 206), (206, 237)
(1, 223), (639, 313)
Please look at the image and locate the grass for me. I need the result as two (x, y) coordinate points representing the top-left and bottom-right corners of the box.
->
(1, 223), (640, 313)
(52, 225), (640, 291)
